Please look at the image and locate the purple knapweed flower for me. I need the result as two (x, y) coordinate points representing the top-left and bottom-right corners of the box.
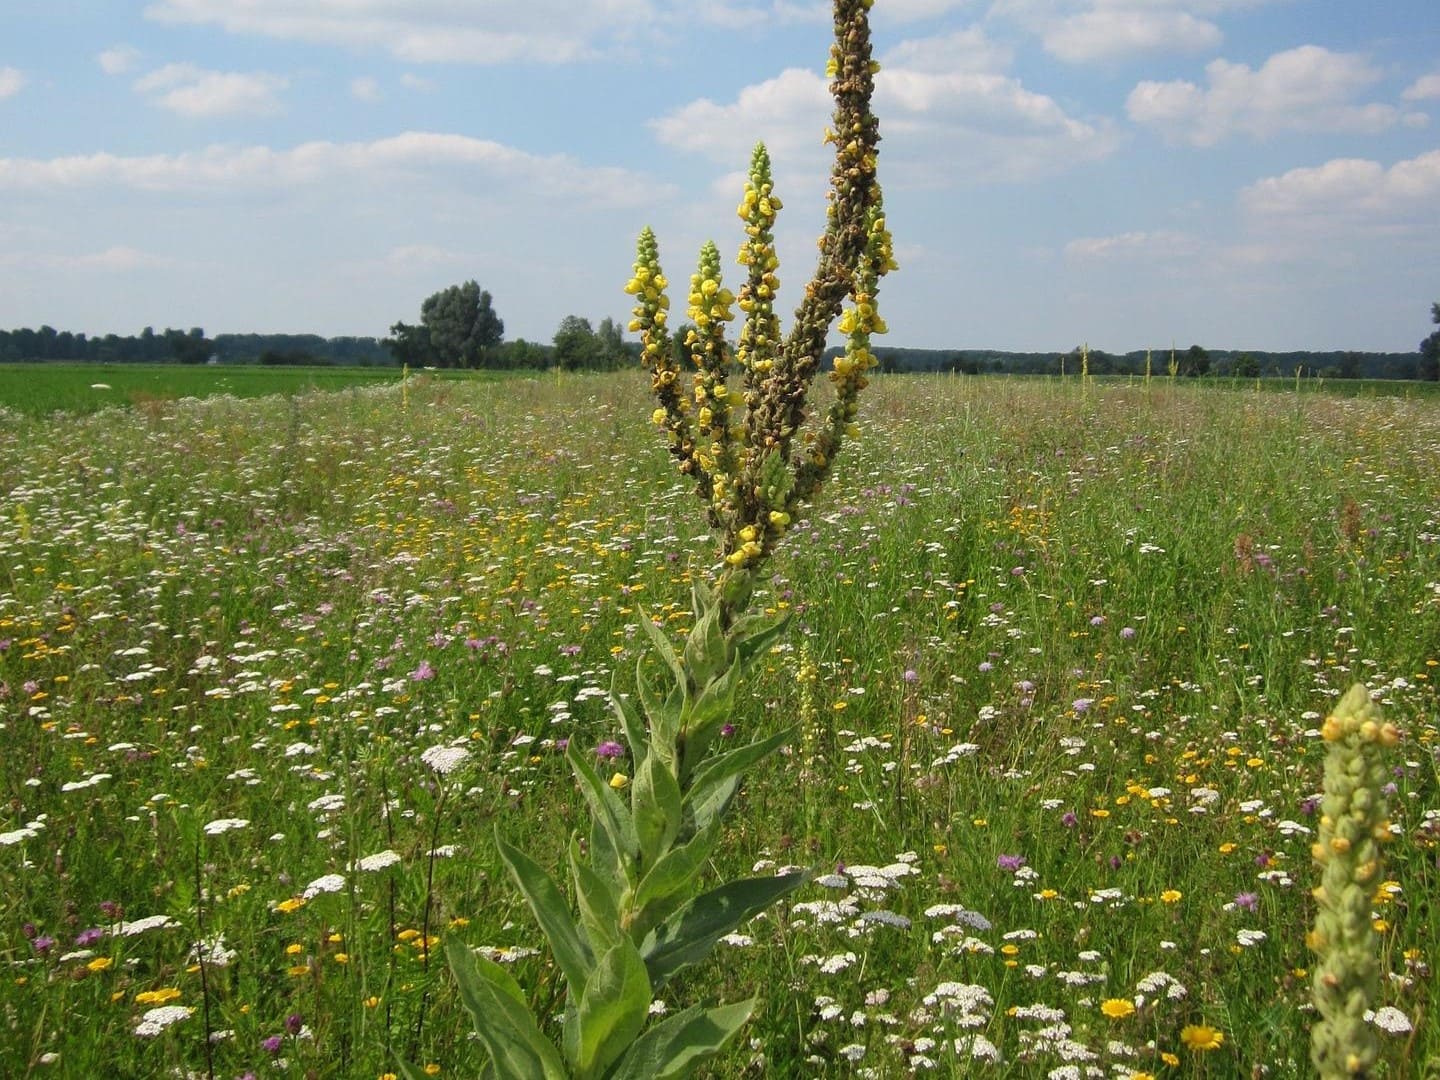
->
(1089, 615), (1106, 627)
(1072, 698), (1094, 714)
(1120, 626), (1136, 639)
(284, 1013), (303, 1035)
(1234, 891), (1260, 912)
(409, 660), (436, 682)
(996, 854), (1026, 873)
(903, 669), (919, 683)
(595, 741), (625, 760)
(74, 927), (105, 947)
(32, 936), (54, 954)
(262, 1035), (283, 1054)
(1061, 811), (1079, 828)
(720, 724), (736, 738)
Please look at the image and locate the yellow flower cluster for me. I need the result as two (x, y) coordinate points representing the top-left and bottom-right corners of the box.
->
(1309, 683), (1400, 1079)
(736, 144), (783, 383)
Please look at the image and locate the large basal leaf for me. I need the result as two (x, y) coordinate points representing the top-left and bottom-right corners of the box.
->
(444, 937), (568, 1080)
(609, 998), (757, 1080)
(497, 832), (594, 996)
(680, 593), (726, 686)
(640, 871), (809, 987)
(570, 938), (652, 1079)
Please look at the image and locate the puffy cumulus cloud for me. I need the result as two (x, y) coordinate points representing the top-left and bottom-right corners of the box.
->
(991, 0), (1279, 59)
(134, 63), (289, 117)
(651, 35), (1119, 189)
(0, 67), (25, 100)
(872, 0), (975, 22)
(1403, 74), (1440, 102)
(881, 27), (1014, 75)
(144, 0), (651, 64)
(1042, 8), (1221, 63)
(0, 132), (662, 208)
(692, 1), (828, 29)
(1240, 150), (1440, 228)
(98, 46), (143, 76)
(1064, 230), (1200, 261)
(1127, 45), (1400, 145)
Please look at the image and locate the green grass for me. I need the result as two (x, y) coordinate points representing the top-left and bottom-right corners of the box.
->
(0, 362), (495, 417)
(0, 373), (1436, 1077)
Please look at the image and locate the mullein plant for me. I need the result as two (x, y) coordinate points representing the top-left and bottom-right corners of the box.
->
(1309, 684), (1402, 1079)
(418, 2), (893, 1077)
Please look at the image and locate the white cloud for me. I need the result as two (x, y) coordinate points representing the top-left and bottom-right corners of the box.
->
(0, 246), (176, 273)
(882, 28), (1014, 74)
(1042, 9), (1222, 63)
(0, 133), (662, 208)
(873, 0), (975, 21)
(144, 0), (651, 64)
(350, 76), (382, 103)
(0, 67), (24, 100)
(1239, 149), (1440, 228)
(1403, 74), (1440, 102)
(1064, 230), (1199, 260)
(652, 44), (1120, 189)
(1127, 45), (1399, 145)
(134, 63), (289, 117)
(98, 46), (143, 76)
(400, 74), (435, 93)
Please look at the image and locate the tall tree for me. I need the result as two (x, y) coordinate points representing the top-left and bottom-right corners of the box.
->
(383, 320), (435, 367)
(1420, 301), (1440, 382)
(419, 281), (504, 368)
(552, 315), (603, 370)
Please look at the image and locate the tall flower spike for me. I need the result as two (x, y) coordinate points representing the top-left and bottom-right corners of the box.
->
(634, 0), (886, 625)
(629, 228), (708, 495)
(686, 241), (739, 528)
(1309, 683), (1401, 1080)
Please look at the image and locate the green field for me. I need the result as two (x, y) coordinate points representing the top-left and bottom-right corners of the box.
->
(1, 373), (1436, 1076)
(0, 363), (467, 417)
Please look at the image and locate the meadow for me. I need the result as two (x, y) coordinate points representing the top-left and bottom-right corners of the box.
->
(0, 372), (1436, 1078)
(0, 364), (444, 418)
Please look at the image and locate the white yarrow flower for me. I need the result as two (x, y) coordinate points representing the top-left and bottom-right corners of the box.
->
(421, 745), (470, 775)
(202, 818), (249, 836)
(355, 850), (402, 872)
(135, 1005), (192, 1037)
(302, 873), (346, 899)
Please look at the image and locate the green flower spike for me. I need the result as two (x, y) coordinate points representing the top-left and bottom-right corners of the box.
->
(1309, 683), (1402, 1079)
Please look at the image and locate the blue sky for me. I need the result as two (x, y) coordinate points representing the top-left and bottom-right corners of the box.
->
(2, 0), (1438, 353)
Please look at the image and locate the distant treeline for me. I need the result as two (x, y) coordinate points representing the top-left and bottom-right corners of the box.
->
(3, 324), (1432, 381)
(0, 326), (393, 366)
(869, 344), (1432, 380)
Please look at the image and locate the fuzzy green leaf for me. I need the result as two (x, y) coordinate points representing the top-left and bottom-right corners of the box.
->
(685, 727), (793, 831)
(608, 684), (649, 769)
(641, 871), (809, 987)
(632, 753), (682, 871)
(568, 739), (639, 870)
(629, 818), (723, 937)
(445, 938), (568, 1080)
(635, 660), (680, 771)
(497, 833), (594, 996)
(571, 938), (652, 1079)
(729, 609), (791, 667)
(609, 998), (756, 1080)
(681, 597), (727, 686)
(570, 835), (623, 955)
(636, 609), (689, 704)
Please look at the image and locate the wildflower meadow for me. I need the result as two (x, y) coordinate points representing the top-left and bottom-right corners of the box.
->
(1, 367), (1437, 1077)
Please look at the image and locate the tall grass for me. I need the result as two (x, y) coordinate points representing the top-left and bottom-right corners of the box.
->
(0, 373), (1435, 1076)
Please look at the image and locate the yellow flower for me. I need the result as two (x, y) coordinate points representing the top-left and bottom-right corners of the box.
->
(86, 956), (113, 973)
(1160, 889), (1182, 903)
(275, 897), (307, 914)
(1180, 1023), (1224, 1051)
(1101, 998), (1136, 1019)
(609, 772), (629, 790)
(135, 987), (182, 1005)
